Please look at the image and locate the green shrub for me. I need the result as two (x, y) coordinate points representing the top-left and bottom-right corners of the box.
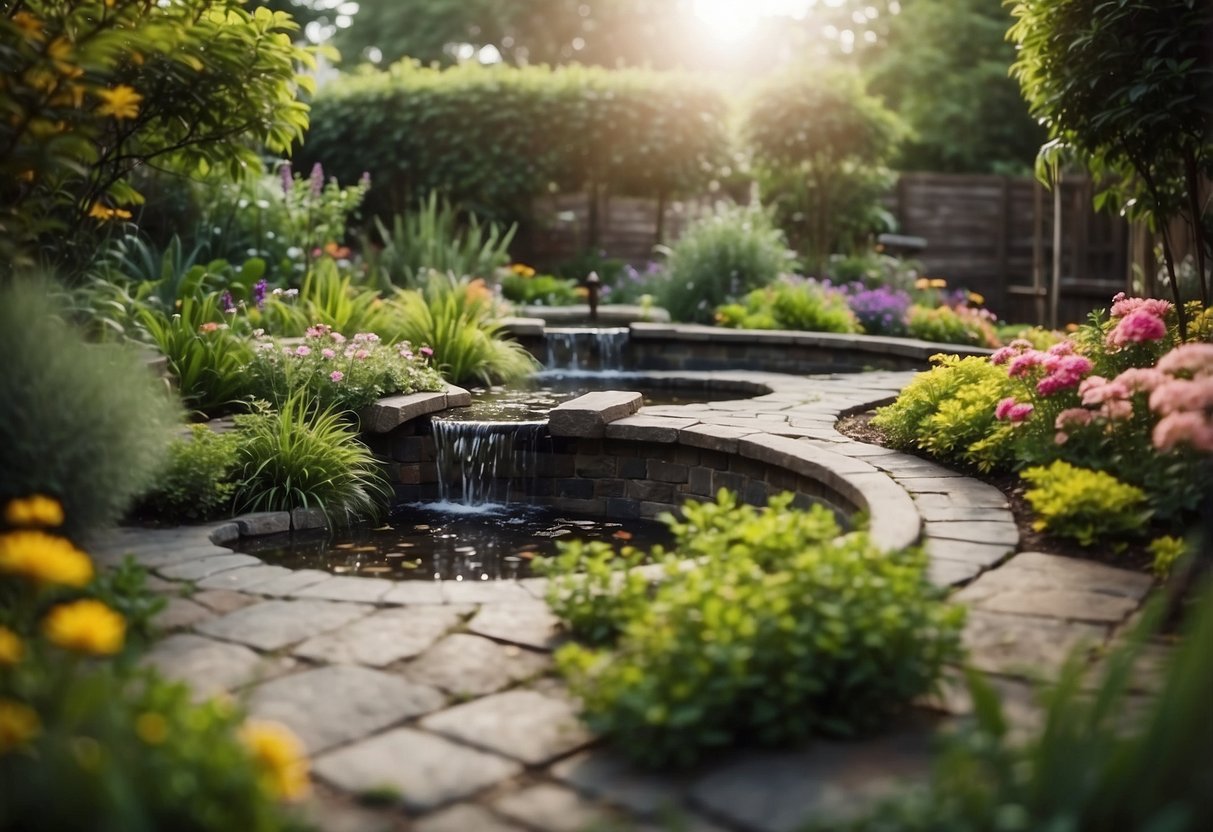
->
(256, 259), (392, 339)
(533, 542), (655, 647)
(500, 272), (580, 307)
(657, 203), (795, 324)
(817, 583), (1213, 832)
(906, 304), (996, 347)
(362, 193), (516, 290)
(245, 326), (445, 414)
(872, 355), (1016, 471)
(715, 278), (861, 333)
(137, 293), (255, 415)
(1149, 535), (1189, 580)
(1021, 461), (1152, 547)
(544, 491), (965, 768)
(138, 426), (241, 523)
(233, 394), (390, 524)
(0, 282), (180, 539)
(383, 275), (538, 386)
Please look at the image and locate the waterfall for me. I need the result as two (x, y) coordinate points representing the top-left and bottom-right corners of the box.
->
(431, 419), (547, 507)
(543, 327), (629, 372)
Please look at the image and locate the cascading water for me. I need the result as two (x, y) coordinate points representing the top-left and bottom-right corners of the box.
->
(430, 418), (547, 508)
(543, 327), (629, 372)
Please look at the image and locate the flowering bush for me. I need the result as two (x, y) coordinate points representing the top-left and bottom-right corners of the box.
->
(906, 303), (1000, 347)
(715, 276), (861, 334)
(0, 496), (308, 830)
(500, 265), (580, 307)
(245, 324), (445, 413)
(843, 283), (913, 336)
(1020, 461), (1152, 547)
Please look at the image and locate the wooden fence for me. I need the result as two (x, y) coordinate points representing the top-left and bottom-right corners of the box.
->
(517, 173), (1135, 327)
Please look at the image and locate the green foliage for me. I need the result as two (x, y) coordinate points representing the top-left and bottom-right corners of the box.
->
(233, 395), (390, 524)
(1009, 0), (1213, 322)
(501, 273), (580, 307)
(244, 327), (445, 414)
(138, 426), (242, 524)
(0, 1), (315, 274)
(257, 259), (390, 338)
(297, 62), (729, 225)
(362, 193), (516, 290)
(137, 294), (255, 415)
(1149, 535), (1189, 580)
(533, 541), (654, 647)
(1021, 461), (1151, 547)
(656, 203), (795, 324)
(384, 276), (538, 386)
(715, 278), (861, 334)
(872, 355), (1016, 471)
(815, 583), (1213, 832)
(545, 491), (965, 768)
(865, 0), (1043, 173)
(906, 304), (997, 347)
(746, 68), (903, 270)
(0, 281), (180, 538)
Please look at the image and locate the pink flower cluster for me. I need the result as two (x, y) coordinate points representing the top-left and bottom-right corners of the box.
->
(995, 397), (1034, 423)
(1106, 294), (1171, 349)
(993, 338), (1092, 397)
(1149, 343), (1213, 452)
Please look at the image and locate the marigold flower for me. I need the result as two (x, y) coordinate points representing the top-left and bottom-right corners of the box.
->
(240, 720), (310, 800)
(42, 600), (125, 655)
(4, 495), (64, 528)
(0, 627), (23, 667)
(0, 530), (93, 587)
(95, 84), (141, 120)
(0, 699), (40, 754)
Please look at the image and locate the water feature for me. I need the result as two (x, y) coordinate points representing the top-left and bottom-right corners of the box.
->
(544, 327), (629, 371)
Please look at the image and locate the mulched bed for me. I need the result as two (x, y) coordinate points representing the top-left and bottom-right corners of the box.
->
(835, 411), (1155, 573)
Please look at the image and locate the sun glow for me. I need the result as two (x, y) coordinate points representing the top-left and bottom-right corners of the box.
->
(692, 0), (814, 42)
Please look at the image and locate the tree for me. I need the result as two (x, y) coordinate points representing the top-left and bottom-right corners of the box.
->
(865, 0), (1044, 173)
(1009, 0), (1213, 333)
(0, 1), (316, 274)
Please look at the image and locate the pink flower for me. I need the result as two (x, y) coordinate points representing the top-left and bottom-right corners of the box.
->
(321, 348), (336, 359)
(1109, 294), (1170, 319)
(1154, 411), (1213, 452)
(353, 332), (380, 345)
(1055, 431), (1069, 445)
(1099, 399), (1133, 422)
(1047, 340), (1076, 357)
(1080, 376), (1129, 406)
(995, 397), (1017, 421)
(306, 324), (331, 339)
(329, 370), (344, 382)
(330, 332), (346, 344)
(294, 345), (311, 357)
(1149, 378), (1213, 416)
(1055, 408), (1094, 430)
(1008, 402), (1034, 422)
(1113, 367), (1165, 394)
(1036, 355), (1092, 396)
(1156, 343), (1213, 378)
(420, 346), (434, 358)
(1007, 351), (1044, 378)
(354, 349), (370, 360)
(1107, 308), (1167, 347)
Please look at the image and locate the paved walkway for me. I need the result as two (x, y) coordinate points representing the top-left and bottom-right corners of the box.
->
(88, 371), (1163, 832)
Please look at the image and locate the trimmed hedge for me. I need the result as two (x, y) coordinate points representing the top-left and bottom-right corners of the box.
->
(295, 62), (730, 223)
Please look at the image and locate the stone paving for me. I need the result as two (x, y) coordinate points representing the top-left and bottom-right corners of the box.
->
(86, 370), (1166, 832)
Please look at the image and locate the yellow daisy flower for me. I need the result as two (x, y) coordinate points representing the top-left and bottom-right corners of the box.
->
(42, 600), (125, 656)
(4, 495), (64, 528)
(239, 720), (311, 801)
(95, 84), (141, 120)
(0, 530), (93, 587)
(88, 202), (133, 222)
(0, 699), (40, 755)
(0, 627), (23, 667)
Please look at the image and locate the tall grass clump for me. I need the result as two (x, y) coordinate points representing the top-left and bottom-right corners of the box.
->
(0, 281), (180, 538)
(233, 394), (389, 524)
(657, 203), (795, 324)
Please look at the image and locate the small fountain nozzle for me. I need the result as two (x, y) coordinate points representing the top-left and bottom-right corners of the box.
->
(584, 271), (601, 323)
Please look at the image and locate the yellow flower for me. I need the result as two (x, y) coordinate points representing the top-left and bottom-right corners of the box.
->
(47, 37), (82, 78)
(88, 202), (133, 222)
(5, 495), (64, 528)
(968, 291), (985, 306)
(914, 277), (930, 290)
(12, 11), (45, 43)
(0, 530), (93, 587)
(135, 712), (169, 746)
(42, 600), (125, 656)
(0, 627), (23, 667)
(0, 699), (40, 755)
(510, 263), (536, 278)
(928, 278), (948, 289)
(95, 84), (141, 120)
(240, 720), (310, 801)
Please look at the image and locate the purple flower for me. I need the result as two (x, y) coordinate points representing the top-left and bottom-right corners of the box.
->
(252, 279), (268, 309)
(329, 370), (344, 382)
(359, 171), (371, 189)
(843, 283), (910, 336)
(219, 291), (237, 315)
(280, 162), (293, 194)
(309, 162), (324, 196)
(295, 345), (311, 357)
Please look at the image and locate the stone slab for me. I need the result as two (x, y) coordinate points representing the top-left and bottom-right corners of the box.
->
(158, 553), (262, 581)
(962, 610), (1109, 679)
(382, 580), (447, 605)
(440, 579), (534, 605)
(248, 665), (445, 754)
(604, 415), (699, 443)
(925, 538), (1014, 568)
(292, 575), (394, 603)
(467, 602), (565, 651)
(924, 521), (1020, 547)
(196, 565), (293, 592)
(676, 422), (759, 454)
(689, 715), (941, 831)
(995, 552), (1154, 600)
(123, 544), (240, 569)
(415, 805), (527, 832)
(548, 391), (644, 438)
(191, 589), (261, 614)
(313, 727), (521, 812)
(152, 597), (213, 631)
(234, 512), (290, 536)
(195, 599), (372, 651)
(361, 391), (451, 434)
(403, 634), (551, 697)
(492, 784), (612, 832)
(142, 633), (285, 698)
(927, 558), (984, 588)
(420, 689), (595, 765)
(551, 750), (694, 817)
(246, 568), (332, 597)
(293, 605), (468, 667)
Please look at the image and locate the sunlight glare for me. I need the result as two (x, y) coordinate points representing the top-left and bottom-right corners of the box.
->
(692, 0), (814, 42)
